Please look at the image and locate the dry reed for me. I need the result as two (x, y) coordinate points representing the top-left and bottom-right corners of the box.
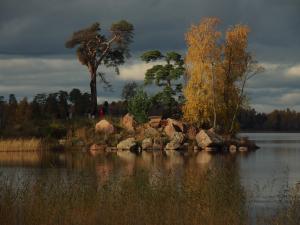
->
(0, 138), (42, 152)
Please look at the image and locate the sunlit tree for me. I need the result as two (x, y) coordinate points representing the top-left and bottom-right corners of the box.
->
(183, 17), (264, 135)
(222, 25), (264, 134)
(183, 18), (222, 128)
(65, 21), (134, 116)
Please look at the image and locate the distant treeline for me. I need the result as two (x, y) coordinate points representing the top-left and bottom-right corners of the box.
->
(0, 89), (127, 137)
(0, 89), (129, 123)
(0, 88), (177, 138)
(238, 108), (300, 131)
(1, 89), (300, 137)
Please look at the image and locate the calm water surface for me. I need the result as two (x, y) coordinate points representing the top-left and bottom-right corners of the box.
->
(239, 133), (300, 223)
(0, 133), (299, 224)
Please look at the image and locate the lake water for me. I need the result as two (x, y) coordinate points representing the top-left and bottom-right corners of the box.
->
(0, 133), (299, 225)
(239, 133), (300, 223)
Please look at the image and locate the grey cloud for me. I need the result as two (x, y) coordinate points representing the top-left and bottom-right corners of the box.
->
(0, 55), (143, 101)
(1, 0), (299, 61)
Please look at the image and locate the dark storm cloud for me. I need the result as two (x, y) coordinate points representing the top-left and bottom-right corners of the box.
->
(1, 0), (299, 59)
(0, 0), (300, 111)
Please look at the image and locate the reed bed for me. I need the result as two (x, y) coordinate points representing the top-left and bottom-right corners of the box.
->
(0, 138), (42, 152)
(0, 160), (247, 225)
(257, 188), (300, 225)
(0, 152), (297, 225)
(0, 152), (40, 166)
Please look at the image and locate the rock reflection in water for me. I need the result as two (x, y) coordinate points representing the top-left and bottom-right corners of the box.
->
(1, 133), (300, 225)
(196, 151), (212, 165)
(0, 149), (247, 225)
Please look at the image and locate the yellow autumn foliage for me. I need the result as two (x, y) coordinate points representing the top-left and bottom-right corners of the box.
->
(183, 17), (263, 134)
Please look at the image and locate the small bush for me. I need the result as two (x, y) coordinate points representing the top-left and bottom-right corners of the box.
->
(46, 122), (67, 139)
(127, 88), (152, 123)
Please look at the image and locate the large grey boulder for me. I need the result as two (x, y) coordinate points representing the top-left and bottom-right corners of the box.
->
(187, 126), (197, 140)
(239, 146), (248, 152)
(142, 138), (153, 150)
(164, 118), (184, 139)
(165, 132), (185, 150)
(95, 119), (114, 135)
(229, 145), (237, 153)
(144, 127), (160, 138)
(117, 138), (137, 150)
(121, 113), (136, 132)
(152, 137), (164, 150)
(196, 129), (223, 149)
(238, 137), (259, 150)
(148, 116), (162, 128)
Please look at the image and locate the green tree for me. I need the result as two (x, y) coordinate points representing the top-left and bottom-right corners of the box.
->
(45, 93), (59, 119)
(127, 88), (152, 123)
(65, 21), (134, 116)
(69, 89), (91, 116)
(57, 91), (69, 119)
(15, 97), (32, 124)
(69, 89), (82, 105)
(31, 93), (47, 119)
(122, 81), (138, 101)
(0, 96), (5, 128)
(141, 50), (184, 116)
(8, 94), (17, 105)
(7, 94), (17, 124)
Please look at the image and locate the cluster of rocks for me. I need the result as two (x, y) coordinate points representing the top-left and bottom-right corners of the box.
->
(92, 113), (258, 154)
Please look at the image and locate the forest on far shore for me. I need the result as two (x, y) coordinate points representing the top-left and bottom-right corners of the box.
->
(0, 89), (300, 139)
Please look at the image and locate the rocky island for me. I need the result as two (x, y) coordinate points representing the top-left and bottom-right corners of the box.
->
(89, 114), (258, 155)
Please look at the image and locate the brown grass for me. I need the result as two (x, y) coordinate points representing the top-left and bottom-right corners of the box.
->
(1, 151), (297, 225)
(0, 152), (40, 166)
(257, 187), (300, 225)
(0, 138), (42, 152)
(0, 158), (247, 225)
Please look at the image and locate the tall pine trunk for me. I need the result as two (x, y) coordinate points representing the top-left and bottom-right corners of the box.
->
(90, 71), (97, 116)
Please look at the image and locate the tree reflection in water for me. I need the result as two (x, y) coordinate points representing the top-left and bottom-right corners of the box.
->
(0, 150), (247, 225)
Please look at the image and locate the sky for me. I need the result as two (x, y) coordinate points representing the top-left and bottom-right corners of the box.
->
(0, 0), (300, 112)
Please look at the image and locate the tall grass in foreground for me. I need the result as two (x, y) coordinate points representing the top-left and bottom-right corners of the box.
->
(257, 187), (300, 225)
(1, 152), (298, 225)
(0, 161), (247, 225)
(0, 138), (42, 152)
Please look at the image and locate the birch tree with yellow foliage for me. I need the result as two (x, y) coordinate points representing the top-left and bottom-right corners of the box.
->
(183, 17), (264, 135)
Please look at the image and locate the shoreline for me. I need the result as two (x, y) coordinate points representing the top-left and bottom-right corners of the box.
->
(240, 130), (300, 133)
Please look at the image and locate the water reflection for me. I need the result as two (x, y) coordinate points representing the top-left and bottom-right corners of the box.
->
(0, 149), (247, 225)
(1, 133), (300, 224)
(0, 151), (41, 166)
